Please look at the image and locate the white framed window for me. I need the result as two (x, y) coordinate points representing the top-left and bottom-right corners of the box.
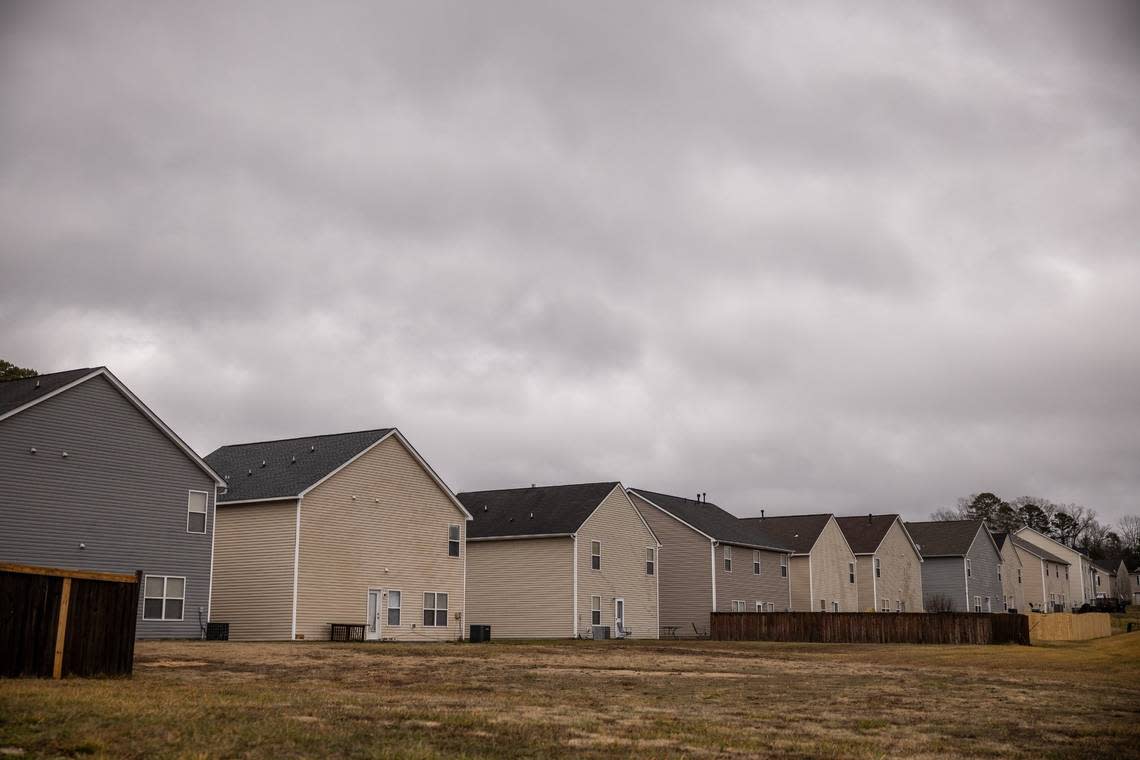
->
(766, 602), (775, 612)
(591, 541), (601, 570)
(899, 600), (906, 613)
(723, 545), (732, 573)
(874, 557), (881, 578)
(646, 547), (655, 575)
(848, 562), (855, 584)
(731, 600), (746, 612)
(985, 596), (991, 613)
(186, 490), (208, 534)
(820, 599), (826, 611)
(755, 601), (764, 612)
(997, 564), (1002, 582)
(780, 555), (788, 577)
(753, 550), (761, 575)
(387, 590), (401, 626)
(143, 575), (185, 621)
(448, 525), (461, 557)
(966, 559), (972, 578)
(832, 601), (839, 613)
(591, 595), (601, 625)
(1017, 568), (1022, 584)
(973, 595), (981, 613)
(423, 592), (448, 627)
(881, 598), (889, 612)
(895, 600), (901, 613)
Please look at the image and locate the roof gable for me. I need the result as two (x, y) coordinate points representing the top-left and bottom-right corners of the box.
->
(835, 515), (895, 554)
(1010, 535), (1070, 565)
(628, 489), (790, 552)
(0, 366), (224, 486)
(906, 520), (990, 558)
(459, 482), (620, 539)
(208, 428), (396, 503)
(740, 514), (832, 554)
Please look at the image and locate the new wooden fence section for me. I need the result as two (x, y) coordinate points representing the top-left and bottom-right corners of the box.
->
(0, 563), (141, 678)
(710, 612), (1031, 645)
(1027, 612), (1111, 642)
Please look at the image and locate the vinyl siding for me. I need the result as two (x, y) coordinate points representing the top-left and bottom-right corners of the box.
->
(964, 531), (1003, 613)
(999, 542), (1026, 612)
(295, 435), (467, 642)
(866, 520), (924, 613)
(631, 494), (713, 637)
(921, 557), (970, 612)
(1014, 529), (1088, 604)
(0, 374), (216, 639)
(576, 486), (659, 638)
(1042, 560), (1071, 608)
(789, 556), (813, 610)
(465, 537), (573, 638)
(809, 517), (859, 612)
(716, 545), (790, 616)
(210, 500), (296, 641)
(1014, 546), (1046, 612)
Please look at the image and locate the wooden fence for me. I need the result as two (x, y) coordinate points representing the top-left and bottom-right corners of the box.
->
(1027, 612), (1111, 642)
(1, 563), (141, 678)
(710, 612), (1030, 645)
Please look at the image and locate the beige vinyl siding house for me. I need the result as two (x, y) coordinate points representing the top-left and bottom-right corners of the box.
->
(1123, 562), (1140, 605)
(745, 514), (859, 612)
(1010, 536), (1070, 613)
(629, 490), (791, 637)
(836, 515), (924, 613)
(1013, 527), (1095, 609)
(207, 428), (471, 641)
(992, 533), (1026, 613)
(461, 482), (659, 639)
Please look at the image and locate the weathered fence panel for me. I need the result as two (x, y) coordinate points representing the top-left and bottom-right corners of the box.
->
(0, 564), (141, 678)
(710, 612), (1030, 645)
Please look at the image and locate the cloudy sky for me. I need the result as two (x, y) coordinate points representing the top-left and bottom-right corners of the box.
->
(2, 1), (1138, 524)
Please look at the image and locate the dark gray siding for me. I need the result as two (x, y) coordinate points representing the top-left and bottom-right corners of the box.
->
(0, 375), (216, 638)
(964, 532), (1003, 613)
(921, 557), (968, 612)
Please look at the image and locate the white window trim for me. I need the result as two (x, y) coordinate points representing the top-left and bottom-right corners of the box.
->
(881, 598), (889, 612)
(423, 591), (449, 627)
(387, 588), (402, 627)
(779, 555), (788, 577)
(874, 557), (881, 578)
(731, 600), (746, 612)
(186, 490), (209, 535)
(832, 601), (839, 613)
(753, 550), (761, 575)
(966, 558), (972, 578)
(723, 545), (733, 573)
(591, 595), (602, 625)
(974, 595), (982, 613)
(848, 562), (855, 584)
(591, 540), (602, 571)
(142, 575), (186, 621)
(755, 601), (764, 612)
(646, 547), (655, 575)
(448, 524), (461, 557)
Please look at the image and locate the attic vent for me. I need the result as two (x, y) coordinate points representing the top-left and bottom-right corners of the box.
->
(529, 512), (534, 519)
(260, 460), (267, 468)
(291, 456), (296, 464)
(310, 445), (315, 452)
(224, 474), (230, 480)
(247, 469), (252, 476)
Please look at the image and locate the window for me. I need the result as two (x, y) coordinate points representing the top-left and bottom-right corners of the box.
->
(895, 600), (901, 613)
(1017, 568), (1022, 584)
(874, 557), (881, 578)
(985, 597), (991, 613)
(899, 600), (906, 613)
(755, 601), (764, 612)
(448, 525), (460, 557)
(423, 592), (448, 627)
(966, 559), (972, 578)
(974, 596), (981, 613)
(766, 602), (775, 612)
(1065, 567), (1069, 580)
(591, 595), (601, 625)
(387, 590), (401, 626)
(997, 564), (1002, 582)
(753, 550), (761, 575)
(186, 491), (207, 534)
(780, 556), (788, 577)
(723, 545), (732, 572)
(820, 599), (826, 611)
(832, 601), (839, 613)
(1094, 573), (1100, 587)
(143, 576), (185, 621)
(881, 598), (889, 612)
(591, 541), (601, 570)
(646, 547), (655, 575)
(848, 562), (855, 584)
(731, 600), (746, 612)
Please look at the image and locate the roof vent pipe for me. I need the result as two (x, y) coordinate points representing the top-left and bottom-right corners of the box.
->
(261, 460), (266, 468)
(761, 509), (765, 519)
(703, 492), (707, 503)
(868, 513), (873, 524)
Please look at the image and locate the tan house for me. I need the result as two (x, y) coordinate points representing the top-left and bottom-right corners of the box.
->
(628, 489), (792, 637)
(459, 482), (659, 639)
(1089, 558), (1117, 601)
(1013, 527), (1097, 609)
(741, 514), (859, 612)
(991, 532), (1027, 613)
(206, 428), (471, 641)
(1010, 535), (1070, 613)
(835, 515), (924, 613)
(1121, 561), (1140, 605)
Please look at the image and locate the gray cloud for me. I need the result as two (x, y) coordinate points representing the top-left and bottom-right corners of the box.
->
(2, 1), (1138, 525)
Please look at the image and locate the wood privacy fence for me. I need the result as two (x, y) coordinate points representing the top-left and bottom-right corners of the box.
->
(1027, 612), (1111, 642)
(0, 563), (141, 678)
(710, 612), (1031, 645)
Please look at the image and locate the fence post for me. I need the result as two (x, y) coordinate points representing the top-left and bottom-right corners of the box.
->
(52, 577), (73, 679)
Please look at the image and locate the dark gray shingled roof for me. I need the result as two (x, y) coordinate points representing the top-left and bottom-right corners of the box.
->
(1089, 557), (1119, 574)
(628, 489), (791, 552)
(835, 515), (900, 554)
(739, 514), (833, 554)
(906, 520), (988, 558)
(1009, 535), (1071, 565)
(992, 531), (1011, 550)
(0, 367), (97, 417)
(459, 482), (621, 539)
(207, 428), (394, 503)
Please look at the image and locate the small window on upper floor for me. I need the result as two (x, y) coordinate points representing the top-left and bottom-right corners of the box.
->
(998, 564), (1002, 582)
(723, 545), (732, 573)
(187, 491), (208, 534)
(874, 557), (881, 578)
(448, 525), (461, 557)
(966, 559), (972, 578)
(753, 550), (761, 575)
(780, 555), (788, 577)
(1017, 568), (1022, 584)
(646, 547), (655, 576)
(848, 562), (855, 584)
(591, 541), (601, 570)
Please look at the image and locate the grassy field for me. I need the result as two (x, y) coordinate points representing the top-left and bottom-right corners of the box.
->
(2, 635), (1139, 759)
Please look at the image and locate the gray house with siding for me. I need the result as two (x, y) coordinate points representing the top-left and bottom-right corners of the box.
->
(0, 367), (225, 638)
(906, 520), (1003, 613)
(628, 489), (792, 637)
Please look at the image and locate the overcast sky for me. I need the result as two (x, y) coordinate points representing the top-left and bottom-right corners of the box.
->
(2, 1), (1138, 524)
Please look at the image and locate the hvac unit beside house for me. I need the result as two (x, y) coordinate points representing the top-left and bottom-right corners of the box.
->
(592, 625), (611, 640)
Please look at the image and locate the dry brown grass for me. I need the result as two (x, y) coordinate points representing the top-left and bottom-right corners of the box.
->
(1, 635), (1138, 758)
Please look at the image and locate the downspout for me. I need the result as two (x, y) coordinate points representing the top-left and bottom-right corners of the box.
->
(710, 541), (717, 612)
(963, 557), (970, 611)
(1040, 561), (1047, 613)
(291, 496), (303, 640)
(207, 485), (218, 626)
(808, 554), (815, 610)
(871, 555), (878, 613)
(572, 534), (578, 638)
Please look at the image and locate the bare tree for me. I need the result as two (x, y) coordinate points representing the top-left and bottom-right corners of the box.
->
(1118, 515), (1140, 551)
(926, 593), (956, 613)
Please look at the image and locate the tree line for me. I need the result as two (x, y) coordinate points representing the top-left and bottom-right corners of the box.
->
(933, 492), (1140, 568)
